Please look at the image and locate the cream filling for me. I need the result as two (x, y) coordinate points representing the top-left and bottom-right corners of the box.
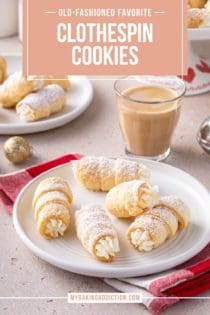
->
(130, 229), (154, 252)
(46, 219), (67, 238)
(17, 105), (36, 122)
(141, 185), (159, 209)
(95, 237), (120, 260)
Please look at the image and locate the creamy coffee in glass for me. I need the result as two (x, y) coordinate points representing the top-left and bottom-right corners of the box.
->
(114, 76), (186, 161)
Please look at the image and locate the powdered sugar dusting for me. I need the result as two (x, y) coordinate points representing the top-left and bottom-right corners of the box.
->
(72, 156), (150, 191)
(127, 196), (190, 250)
(135, 215), (166, 235)
(116, 158), (149, 182)
(0, 72), (46, 92)
(110, 179), (158, 208)
(156, 196), (190, 224)
(17, 84), (65, 110)
(75, 204), (118, 259)
(76, 204), (114, 236)
(0, 72), (26, 91)
(33, 176), (72, 212)
(35, 191), (69, 211)
(149, 207), (177, 227)
(145, 207), (178, 237)
(38, 203), (70, 220)
(35, 177), (71, 196)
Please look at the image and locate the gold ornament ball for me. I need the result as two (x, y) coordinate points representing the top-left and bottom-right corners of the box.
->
(4, 136), (32, 164)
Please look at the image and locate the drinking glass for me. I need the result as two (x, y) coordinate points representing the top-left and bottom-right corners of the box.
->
(114, 76), (186, 161)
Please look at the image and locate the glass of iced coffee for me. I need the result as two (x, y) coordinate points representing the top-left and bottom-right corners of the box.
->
(114, 76), (186, 161)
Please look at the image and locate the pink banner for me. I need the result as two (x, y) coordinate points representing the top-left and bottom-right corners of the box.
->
(23, 0), (188, 76)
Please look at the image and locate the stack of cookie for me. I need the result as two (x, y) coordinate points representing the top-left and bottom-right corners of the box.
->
(188, 0), (210, 28)
(0, 56), (71, 122)
(32, 157), (190, 263)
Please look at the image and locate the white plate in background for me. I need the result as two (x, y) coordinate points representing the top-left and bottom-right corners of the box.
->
(13, 159), (210, 278)
(0, 56), (93, 135)
(188, 28), (210, 41)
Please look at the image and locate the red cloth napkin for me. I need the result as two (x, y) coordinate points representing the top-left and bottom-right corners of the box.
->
(105, 243), (210, 314)
(0, 153), (82, 214)
(0, 153), (209, 314)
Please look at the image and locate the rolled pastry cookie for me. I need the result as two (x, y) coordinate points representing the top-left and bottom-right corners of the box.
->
(0, 57), (7, 84)
(75, 204), (120, 262)
(127, 196), (190, 252)
(0, 72), (47, 108)
(34, 191), (70, 222)
(47, 76), (71, 90)
(32, 177), (73, 208)
(127, 215), (169, 252)
(16, 84), (66, 122)
(32, 177), (73, 239)
(188, 0), (207, 8)
(154, 196), (190, 229)
(106, 180), (159, 218)
(72, 156), (150, 192)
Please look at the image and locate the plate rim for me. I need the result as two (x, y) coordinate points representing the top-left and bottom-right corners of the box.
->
(13, 158), (210, 278)
(0, 75), (93, 135)
(188, 28), (210, 40)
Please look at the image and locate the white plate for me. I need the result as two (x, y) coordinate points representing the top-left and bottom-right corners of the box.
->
(188, 28), (210, 40)
(0, 56), (93, 135)
(13, 159), (210, 278)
